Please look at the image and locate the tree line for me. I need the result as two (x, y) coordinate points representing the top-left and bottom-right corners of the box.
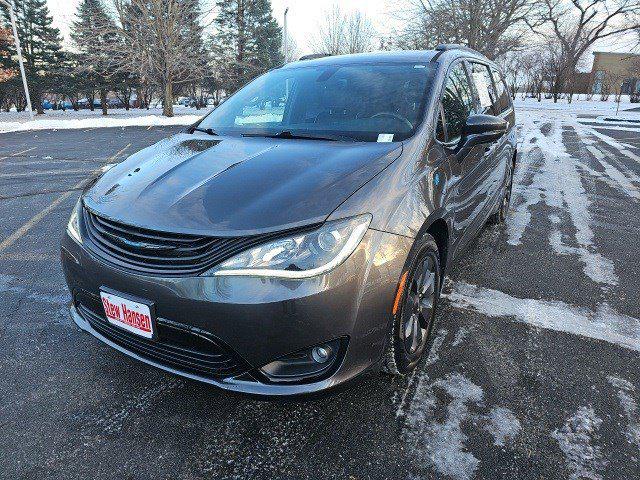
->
(0, 0), (282, 116)
(1, 0), (639, 116)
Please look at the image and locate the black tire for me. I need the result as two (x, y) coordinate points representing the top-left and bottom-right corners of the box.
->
(381, 233), (441, 375)
(489, 159), (514, 225)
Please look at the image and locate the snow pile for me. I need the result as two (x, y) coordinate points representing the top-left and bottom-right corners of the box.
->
(0, 107), (206, 133)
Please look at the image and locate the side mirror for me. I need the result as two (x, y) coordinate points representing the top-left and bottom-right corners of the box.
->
(462, 114), (507, 144)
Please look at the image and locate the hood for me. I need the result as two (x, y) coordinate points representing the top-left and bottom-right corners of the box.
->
(84, 133), (402, 236)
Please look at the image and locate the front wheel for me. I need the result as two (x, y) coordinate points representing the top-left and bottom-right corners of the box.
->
(382, 234), (441, 375)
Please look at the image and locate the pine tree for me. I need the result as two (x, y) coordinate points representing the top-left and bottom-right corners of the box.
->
(71, 0), (119, 115)
(213, 0), (283, 93)
(0, 0), (64, 114)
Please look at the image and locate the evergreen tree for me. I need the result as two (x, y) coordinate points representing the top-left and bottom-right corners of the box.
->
(71, 0), (119, 115)
(213, 0), (283, 93)
(0, 0), (64, 114)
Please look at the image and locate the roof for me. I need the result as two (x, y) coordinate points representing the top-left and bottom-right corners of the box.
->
(284, 46), (489, 69)
(283, 50), (439, 68)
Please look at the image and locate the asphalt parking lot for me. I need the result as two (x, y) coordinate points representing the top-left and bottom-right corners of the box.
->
(1, 113), (639, 479)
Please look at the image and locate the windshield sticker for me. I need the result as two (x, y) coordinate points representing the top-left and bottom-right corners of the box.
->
(472, 72), (492, 108)
(377, 133), (394, 143)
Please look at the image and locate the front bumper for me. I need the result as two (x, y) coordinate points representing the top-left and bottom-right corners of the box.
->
(61, 228), (411, 396)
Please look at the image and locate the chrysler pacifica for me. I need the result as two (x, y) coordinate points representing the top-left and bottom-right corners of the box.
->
(61, 45), (517, 396)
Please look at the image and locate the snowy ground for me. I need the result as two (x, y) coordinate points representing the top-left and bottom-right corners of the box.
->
(0, 105), (207, 133)
(1, 103), (640, 479)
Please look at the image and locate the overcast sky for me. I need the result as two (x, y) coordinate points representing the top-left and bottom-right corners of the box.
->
(47, 0), (635, 60)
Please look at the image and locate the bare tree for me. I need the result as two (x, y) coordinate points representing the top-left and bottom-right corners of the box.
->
(76, 0), (209, 117)
(309, 4), (375, 55)
(388, 0), (537, 59)
(527, 0), (639, 101)
(498, 52), (525, 99)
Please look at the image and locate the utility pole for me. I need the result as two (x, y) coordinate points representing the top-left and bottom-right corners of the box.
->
(283, 7), (289, 63)
(1, 0), (34, 120)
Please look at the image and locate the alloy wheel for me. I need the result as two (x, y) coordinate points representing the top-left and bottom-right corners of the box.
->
(402, 255), (437, 355)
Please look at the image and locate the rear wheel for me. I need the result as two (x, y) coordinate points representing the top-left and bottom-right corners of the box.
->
(489, 160), (514, 225)
(382, 234), (441, 375)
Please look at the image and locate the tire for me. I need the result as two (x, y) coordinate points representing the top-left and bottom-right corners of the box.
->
(381, 234), (441, 375)
(488, 159), (514, 225)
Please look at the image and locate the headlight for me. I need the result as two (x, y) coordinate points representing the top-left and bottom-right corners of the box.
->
(67, 197), (83, 244)
(207, 214), (371, 278)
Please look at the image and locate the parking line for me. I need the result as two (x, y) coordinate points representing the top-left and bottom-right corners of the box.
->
(0, 180), (86, 253)
(0, 169), (95, 179)
(0, 146), (37, 161)
(0, 143), (132, 253)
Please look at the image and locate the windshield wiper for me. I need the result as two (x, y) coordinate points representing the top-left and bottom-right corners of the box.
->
(242, 130), (339, 141)
(191, 126), (219, 136)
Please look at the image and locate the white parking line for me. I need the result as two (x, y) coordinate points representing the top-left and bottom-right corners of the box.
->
(0, 143), (131, 253)
(444, 281), (640, 353)
(0, 169), (95, 179)
(0, 146), (37, 161)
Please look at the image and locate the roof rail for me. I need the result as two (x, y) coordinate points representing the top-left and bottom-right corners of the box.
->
(434, 44), (479, 54)
(298, 53), (331, 61)
(431, 44), (481, 62)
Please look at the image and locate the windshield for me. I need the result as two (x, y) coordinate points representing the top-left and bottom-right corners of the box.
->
(198, 63), (435, 142)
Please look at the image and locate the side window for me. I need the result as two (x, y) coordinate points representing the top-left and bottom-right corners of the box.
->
(468, 62), (498, 115)
(490, 67), (512, 114)
(440, 63), (475, 143)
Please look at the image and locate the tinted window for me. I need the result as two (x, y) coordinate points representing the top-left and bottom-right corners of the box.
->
(490, 67), (511, 114)
(440, 63), (475, 143)
(199, 63), (435, 142)
(468, 62), (498, 115)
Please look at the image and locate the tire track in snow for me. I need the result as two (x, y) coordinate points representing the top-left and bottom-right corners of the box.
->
(510, 116), (618, 286)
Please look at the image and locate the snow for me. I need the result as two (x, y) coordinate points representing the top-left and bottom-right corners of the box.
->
(514, 95), (638, 116)
(444, 281), (640, 353)
(607, 376), (640, 449)
(551, 406), (607, 480)
(402, 371), (521, 480)
(509, 113), (618, 286)
(0, 106), (206, 133)
(482, 406), (522, 448)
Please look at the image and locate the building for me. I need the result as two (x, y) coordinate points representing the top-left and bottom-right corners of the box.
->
(590, 51), (640, 95)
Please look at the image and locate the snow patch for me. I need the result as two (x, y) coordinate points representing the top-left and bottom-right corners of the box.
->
(403, 373), (483, 480)
(552, 406), (607, 480)
(452, 327), (469, 346)
(395, 328), (448, 418)
(444, 281), (640, 352)
(482, 406), (522, 447)
(0, 110), (202, 133)
(607, 376), (640, 449)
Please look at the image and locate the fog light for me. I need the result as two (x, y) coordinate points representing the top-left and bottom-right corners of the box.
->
(259, 339), (342, 383)
(312, 346), (330, 363)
